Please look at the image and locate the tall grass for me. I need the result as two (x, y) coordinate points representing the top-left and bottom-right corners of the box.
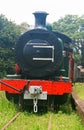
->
(0, 92), (17, 129)
(6, 111), (84, 130)
(73, 83), (84, 100)
(52, 111), (84, 130)
(0, 91), (84, 130)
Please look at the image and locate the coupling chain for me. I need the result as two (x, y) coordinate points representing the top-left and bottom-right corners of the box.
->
(33, 97), (38, 113)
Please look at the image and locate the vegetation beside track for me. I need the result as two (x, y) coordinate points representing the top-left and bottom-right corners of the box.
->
(73, 83), (84, 100)
(0, 91), (84, 130)
(0, 92), (17, 129)
(6, 111), (84, 130)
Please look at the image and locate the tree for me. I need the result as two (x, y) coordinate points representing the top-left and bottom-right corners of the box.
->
(0, 14), (21, 78)
(19, 22), (30, 34)
(53, 15), (77, 37)
(81, 40), (84, 67)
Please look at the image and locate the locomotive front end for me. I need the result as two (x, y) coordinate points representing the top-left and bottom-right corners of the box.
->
(15, 12), (63, 78)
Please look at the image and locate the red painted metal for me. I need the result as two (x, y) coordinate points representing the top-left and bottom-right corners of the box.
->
(15, 64), (21, 74)
(0, 79), (27, 94)
(0, 79), (72, 95)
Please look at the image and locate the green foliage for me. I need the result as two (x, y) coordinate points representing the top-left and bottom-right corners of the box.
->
(0, 92), (17, 129)
(73, 53), (82, 65)
(0, 15), (20, 47)
(19, 22), (30, 34)
(52, 15), (84, 39)
(0, 15), (21, 78)
(0, 47), (15, 77)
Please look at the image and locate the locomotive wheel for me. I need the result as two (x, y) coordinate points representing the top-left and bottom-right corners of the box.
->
(5, 91), (19, 104)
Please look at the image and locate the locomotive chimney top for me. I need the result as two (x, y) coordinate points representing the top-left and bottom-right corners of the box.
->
(33, 11), (48, 29)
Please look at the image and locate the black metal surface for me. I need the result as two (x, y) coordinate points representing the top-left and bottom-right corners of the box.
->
(33, 11), (48, 28)
(53, 31), (72, 43)
(23, 39), (51, 67)
(15, 29), (63, 78)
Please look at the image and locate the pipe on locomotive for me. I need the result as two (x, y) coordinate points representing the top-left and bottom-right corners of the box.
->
(33, 11), (48, 29)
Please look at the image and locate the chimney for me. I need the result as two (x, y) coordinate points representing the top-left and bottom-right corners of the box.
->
(33, 11), (48, 29)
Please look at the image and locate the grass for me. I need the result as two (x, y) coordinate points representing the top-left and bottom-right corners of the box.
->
(0, 92), (17, 129)
(52, 111), (84, 130)
(6, 111), (84, 130)
(0, 91), (84, 130)
(6, 112), (49, 130)
(73, 83), (84, 100)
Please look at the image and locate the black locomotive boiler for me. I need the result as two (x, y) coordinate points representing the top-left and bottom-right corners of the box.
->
(0, 12), (74, 112)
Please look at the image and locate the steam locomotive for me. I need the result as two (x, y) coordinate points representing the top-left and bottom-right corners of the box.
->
(0, 12), (74, 112)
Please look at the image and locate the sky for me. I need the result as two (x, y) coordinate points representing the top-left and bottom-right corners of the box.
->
(0, 0), (84, 25)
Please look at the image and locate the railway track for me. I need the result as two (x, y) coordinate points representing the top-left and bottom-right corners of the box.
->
(1, 111), (53, 130)
(48, 112), (53, 130)
(1, 104), (84, 130)
(1, 112), (21, 130)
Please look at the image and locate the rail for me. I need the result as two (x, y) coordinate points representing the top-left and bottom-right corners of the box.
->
(1, 112), (21, 130)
